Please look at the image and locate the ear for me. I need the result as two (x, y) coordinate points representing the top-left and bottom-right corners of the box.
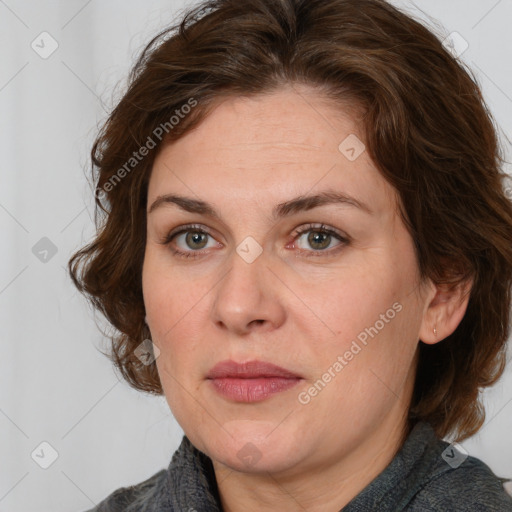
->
(418, 277), (473, 345)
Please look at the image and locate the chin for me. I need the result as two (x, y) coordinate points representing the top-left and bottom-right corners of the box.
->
(194, 421), (307, 474)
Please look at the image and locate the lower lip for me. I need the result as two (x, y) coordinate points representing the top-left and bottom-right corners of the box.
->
(208, 377), (301, 403)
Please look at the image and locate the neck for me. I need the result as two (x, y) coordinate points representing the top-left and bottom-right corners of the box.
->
(212, 408), (412, 512)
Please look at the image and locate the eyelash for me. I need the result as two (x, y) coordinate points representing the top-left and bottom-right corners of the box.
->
(159, 223), (350, 260)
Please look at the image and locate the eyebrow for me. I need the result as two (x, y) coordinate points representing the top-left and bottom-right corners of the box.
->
(147, 190), (373, 219)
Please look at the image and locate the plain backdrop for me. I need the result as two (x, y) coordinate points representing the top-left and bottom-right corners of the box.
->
(1, 1), (511, 510)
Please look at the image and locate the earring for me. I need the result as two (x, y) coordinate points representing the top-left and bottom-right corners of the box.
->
(433, 326), (437, 337)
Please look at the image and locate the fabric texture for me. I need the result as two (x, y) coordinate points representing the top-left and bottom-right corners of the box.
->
(84, 421), (512, 511)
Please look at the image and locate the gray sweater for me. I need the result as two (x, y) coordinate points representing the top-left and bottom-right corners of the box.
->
(85, 422), (512, 511)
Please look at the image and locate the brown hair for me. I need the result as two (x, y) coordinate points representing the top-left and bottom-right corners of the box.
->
(69, 0), (512, 442)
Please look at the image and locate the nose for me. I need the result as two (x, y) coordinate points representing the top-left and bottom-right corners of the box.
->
(210, 245), (287, 336)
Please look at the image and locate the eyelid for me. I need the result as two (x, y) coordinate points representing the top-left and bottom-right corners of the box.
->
(161, 223), (216, 245)
(290, 223), (348, 241)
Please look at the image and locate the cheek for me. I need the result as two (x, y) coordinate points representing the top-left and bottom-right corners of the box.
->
(303, 296), (420, 428)
(302, 252), (422, 381)
(304, 266), (399, 340)
(142, 258), (212, 388)
(143, 252), (200, 333)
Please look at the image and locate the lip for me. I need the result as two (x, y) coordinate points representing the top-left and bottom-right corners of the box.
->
(207, 360), (302, 403)
(207, 360), (301, 379)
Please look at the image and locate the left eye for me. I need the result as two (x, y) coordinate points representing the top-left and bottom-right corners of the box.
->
(290, 224), (348, 255)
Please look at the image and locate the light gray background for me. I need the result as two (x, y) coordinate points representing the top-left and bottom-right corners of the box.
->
(1, 1), (511, 510)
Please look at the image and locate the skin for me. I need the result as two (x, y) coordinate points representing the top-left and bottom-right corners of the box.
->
(142, 84), (471, 512)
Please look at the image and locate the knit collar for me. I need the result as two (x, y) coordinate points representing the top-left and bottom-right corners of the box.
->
(160, 421), (441, 511)
(163, 435), (222, 511)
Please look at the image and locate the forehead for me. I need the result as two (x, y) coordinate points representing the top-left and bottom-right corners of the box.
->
(149, 86), (397, 216)
(165, 86), (361, 157)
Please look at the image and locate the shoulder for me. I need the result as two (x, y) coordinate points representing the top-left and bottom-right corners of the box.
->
(408, 453), (512, 511)
(80, 435), (221, 512)
(82, 468), (168, 512)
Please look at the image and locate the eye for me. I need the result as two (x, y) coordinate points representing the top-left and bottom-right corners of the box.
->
(160, 224), (220, 259)
(176, 230), (212, 250)
(160, 223), (349, 260)
(289, 223), (349, 257)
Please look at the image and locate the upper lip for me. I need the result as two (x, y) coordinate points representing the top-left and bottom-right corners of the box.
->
(207, 360), (301, 379)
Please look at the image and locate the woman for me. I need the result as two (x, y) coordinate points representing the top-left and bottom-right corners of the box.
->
(69, 0), (512, 510)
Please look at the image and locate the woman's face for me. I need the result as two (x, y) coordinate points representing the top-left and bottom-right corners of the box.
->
(143, 85), (434, 476)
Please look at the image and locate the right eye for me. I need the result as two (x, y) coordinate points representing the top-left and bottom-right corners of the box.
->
(160, 224), (222, 259)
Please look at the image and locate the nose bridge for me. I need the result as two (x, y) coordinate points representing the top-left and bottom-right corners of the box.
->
(211, 240), (285, 333)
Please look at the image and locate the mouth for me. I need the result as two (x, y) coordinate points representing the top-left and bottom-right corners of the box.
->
(206, 360), (303, 403)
